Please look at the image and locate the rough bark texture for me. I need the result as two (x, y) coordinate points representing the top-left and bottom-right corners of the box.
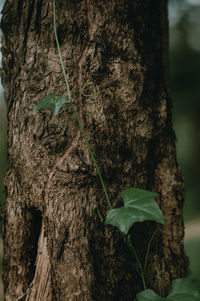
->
(1, 0), (187, 300)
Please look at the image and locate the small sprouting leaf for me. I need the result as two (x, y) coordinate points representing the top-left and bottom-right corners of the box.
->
(136, 278), (200, 301)
(105, 188), (164, 235)
(33, 94), (68, 116)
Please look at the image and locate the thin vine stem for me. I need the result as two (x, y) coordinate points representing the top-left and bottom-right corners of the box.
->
(126, 235), (147, 290)
(143, 229), (156, 272)
(53, 0), (112, 210)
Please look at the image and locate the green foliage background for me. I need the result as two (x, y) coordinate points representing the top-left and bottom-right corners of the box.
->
(0, 0), (200, 298)
(169, 0), (200, 291)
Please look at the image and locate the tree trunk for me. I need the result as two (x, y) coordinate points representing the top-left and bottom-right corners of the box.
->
(1, 0), (187, 300)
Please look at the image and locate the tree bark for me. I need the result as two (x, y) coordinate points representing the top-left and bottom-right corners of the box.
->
(1, 0), (187, 300)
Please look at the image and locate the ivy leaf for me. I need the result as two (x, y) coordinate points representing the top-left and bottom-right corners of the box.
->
(167, 278), (200, 301)
(136, 289), (163, 301)
(136, 278), (200, 301)
(33, 94), (68, 116)
(105, 188), (164, 235)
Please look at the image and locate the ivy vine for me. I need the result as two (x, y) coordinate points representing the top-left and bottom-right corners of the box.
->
(32, 0), (200, 299)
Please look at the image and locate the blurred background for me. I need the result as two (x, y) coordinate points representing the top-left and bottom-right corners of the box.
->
(0, 0), (200, 299)
(169, 0), (200, 291)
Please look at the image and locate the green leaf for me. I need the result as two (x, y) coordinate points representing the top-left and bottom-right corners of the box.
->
(136, 278), (200, 301)
(167, 278), (200, 301)
(105, 188), (164, 235)
(33, 94), (68, 116)
(136, 289), (163, 301)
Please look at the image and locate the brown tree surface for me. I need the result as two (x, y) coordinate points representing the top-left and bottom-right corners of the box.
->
(1, 0), (187, 300)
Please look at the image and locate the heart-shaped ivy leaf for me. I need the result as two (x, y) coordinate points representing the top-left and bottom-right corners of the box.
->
(136, 278), (200, 301)
(33, 94), (68, 116)
(105, 188), (164, 235)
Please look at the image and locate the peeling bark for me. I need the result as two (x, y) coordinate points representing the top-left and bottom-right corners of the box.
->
(2, 0), (187, 300)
